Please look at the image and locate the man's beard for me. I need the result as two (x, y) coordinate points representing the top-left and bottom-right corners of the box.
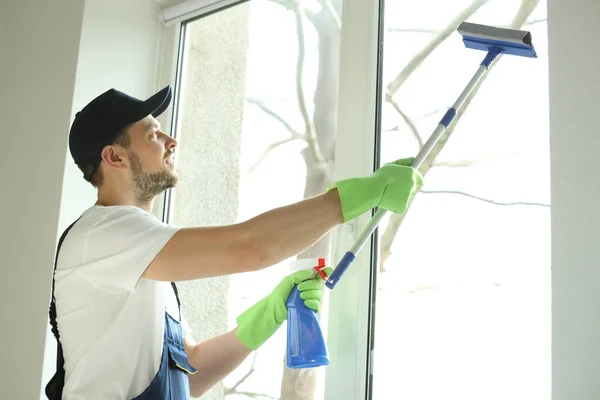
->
(129, 151), (178, 204)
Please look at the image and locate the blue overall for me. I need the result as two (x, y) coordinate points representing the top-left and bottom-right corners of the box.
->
(132, 310), (198, 399)
(45, 220), (198, 400)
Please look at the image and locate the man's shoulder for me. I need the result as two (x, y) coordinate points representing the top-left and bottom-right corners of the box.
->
(59, 205), (177, 263)
(74, 205), (167, 232)
(56, 205), (179, 290)
(85, 204), (158, 220)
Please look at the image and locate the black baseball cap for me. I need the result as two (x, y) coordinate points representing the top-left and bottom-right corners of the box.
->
(69, 85), (172, 181)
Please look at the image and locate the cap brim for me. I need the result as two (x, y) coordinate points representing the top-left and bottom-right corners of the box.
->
(135, 85), (172, 121)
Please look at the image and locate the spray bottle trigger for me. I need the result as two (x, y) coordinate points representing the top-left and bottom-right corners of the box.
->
(313, 257), (327, 281)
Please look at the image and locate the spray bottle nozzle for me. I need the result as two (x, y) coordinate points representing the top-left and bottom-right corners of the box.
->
(312, 257), (327, 281)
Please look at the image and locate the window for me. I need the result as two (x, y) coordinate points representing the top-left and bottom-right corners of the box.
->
(157, 0), (550, 399)
(372, 1), (549, 399)
(163, 1), (347, 398)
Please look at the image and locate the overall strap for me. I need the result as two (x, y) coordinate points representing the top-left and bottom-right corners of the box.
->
(49, 220), (80, 365)
(45, 218), (80, 399)
(170, 282), (181, 320)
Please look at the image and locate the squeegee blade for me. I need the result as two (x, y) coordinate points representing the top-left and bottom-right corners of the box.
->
(457, 21), (537, 58)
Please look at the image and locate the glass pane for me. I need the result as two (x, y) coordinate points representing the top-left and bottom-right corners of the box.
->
(168, 1), (344, 399)
(373, 1), (549, 399)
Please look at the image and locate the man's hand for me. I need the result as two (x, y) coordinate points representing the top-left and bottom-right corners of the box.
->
(330, 157), (423, 222)
(184, 268), (331, 397)
(235, 267), (332, 350)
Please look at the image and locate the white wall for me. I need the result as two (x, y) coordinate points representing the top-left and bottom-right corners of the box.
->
(1, 0), (599, 398)
(0, 1), (85, 399)
(548, 1), (600, 399)
(59, 0), (165, 228)
(0, 0), (166, 398)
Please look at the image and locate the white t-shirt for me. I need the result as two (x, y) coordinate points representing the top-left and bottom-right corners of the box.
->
(54, 205), (192, 399)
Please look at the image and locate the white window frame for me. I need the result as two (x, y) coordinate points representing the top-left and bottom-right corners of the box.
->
(153, 1), (384, 399)
(323, 1), (383, 399)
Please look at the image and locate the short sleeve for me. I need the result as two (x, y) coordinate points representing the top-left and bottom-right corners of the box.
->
(82, 206), (180, 292)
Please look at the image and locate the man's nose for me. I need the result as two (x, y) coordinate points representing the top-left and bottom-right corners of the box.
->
(166, 134), (177, 149)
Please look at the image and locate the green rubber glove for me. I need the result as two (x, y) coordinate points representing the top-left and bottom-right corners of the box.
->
(235, 267), (332, 350)
(330, 157), (424, 222)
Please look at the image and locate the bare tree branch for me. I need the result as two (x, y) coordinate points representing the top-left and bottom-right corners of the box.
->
(244, 98), (308, 176)
(244, 137), (305, 176)
(304, 0), (342, 33)
(264, 0), (335, 178)
(280, 2), (341, 397)
(419, 189), (550, 207)
(510, 0), (540, 27)
(387, 97), (423, 147)
(247, 97), (303, 138)
(385, 0), (491, 97)
(380, 187), (548, 265)
(384, 0), (491, 149)
(379, 211), (404, 268)
(386, 17), (547, 34)
(385, 108), (445, 132)
(432, 151), (521, 167)
(380, 0), (541, 270)
(320, 0), (341, 31)
(525, 17), (547, 26)
(293, 3), (327, 168)
(387, 28), (438, 34)
(432, 159), (485, 167)
(304, 0), (341, 31)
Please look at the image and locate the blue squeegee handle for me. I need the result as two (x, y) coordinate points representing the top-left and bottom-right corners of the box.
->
(325, 50), (501, 290)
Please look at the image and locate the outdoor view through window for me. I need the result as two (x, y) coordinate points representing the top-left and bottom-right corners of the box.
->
(374, 1), (549, 399)
(166, 0), (549, 399)
(168, 1), (343, 399)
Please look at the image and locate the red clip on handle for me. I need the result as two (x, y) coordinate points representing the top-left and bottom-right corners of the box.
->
(313, 257), (327, 281)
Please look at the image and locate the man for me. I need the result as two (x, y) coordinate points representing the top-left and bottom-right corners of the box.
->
(45, 85), (423, 399)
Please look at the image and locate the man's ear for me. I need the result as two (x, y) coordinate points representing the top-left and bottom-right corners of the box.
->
(100, 145), (128, 171)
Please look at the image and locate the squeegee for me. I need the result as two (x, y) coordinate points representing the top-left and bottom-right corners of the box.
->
(285, 21), (538, 370)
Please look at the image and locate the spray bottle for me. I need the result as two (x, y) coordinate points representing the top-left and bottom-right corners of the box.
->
(285, 258), (330, 369)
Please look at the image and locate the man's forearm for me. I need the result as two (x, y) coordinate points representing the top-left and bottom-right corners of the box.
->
(244, 189), (343, 269)
(185, 328), (252, 397)
(144, 189), (343, 282)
